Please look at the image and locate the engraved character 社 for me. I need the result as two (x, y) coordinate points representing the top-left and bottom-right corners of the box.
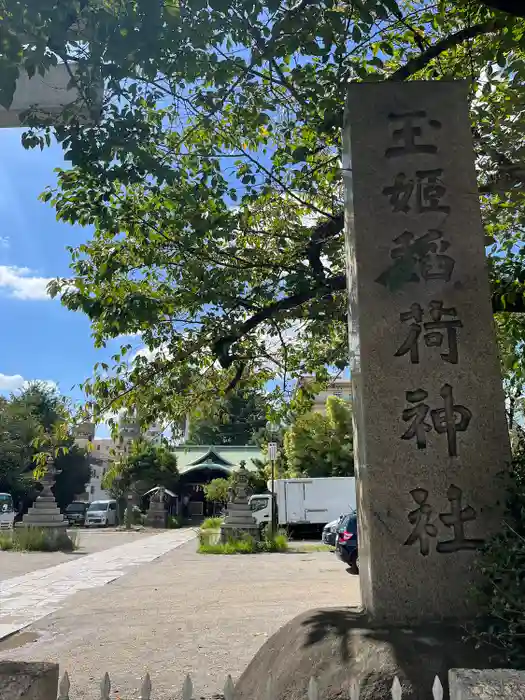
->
(384, 111), (442, 159)
(395, 300), (462, 365)
(404, 488), (438, 556)
(436, 484), (485, 553)
(383, 169), (450, 215)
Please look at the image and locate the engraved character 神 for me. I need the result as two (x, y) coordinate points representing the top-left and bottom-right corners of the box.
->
(436, 484), (485, 553)
(385, 111), (442, 159)
(401, 389), (431, 449)
(404, 488), (438, 556)
(430, 384), (472, 457)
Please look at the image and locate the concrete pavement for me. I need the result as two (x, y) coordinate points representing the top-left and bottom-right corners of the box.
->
(0, 529), (196, 641)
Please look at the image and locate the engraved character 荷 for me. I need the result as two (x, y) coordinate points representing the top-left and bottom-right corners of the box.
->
(385, 111), (442, 159)
(404, 488), (438, 556)
(375, 229), (455, 290)
(395, 300), (463, 365)
(383, 169), (450, 214)
(436, 484), (485, 553)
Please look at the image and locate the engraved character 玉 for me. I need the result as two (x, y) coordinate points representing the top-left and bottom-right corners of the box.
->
(436, 484), (485, 553)
(385, 111), (442, 159)
(404, 488), (438, 556)
(382, 169), (450, 214)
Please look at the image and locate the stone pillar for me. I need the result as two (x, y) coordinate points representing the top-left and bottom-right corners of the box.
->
(343, 81), (510, 623)
(146, 487), (167, 528)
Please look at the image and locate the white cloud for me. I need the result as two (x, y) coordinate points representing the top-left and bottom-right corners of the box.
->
(0, 373), (57, 393)
(0, 265), (52, 300)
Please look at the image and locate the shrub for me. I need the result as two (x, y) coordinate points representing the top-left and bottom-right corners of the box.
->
(261, 532), (288, 552)
(0, 527), (78, 552)
(198, 531), (288, 554)
(167, 515), (182, 529)
(201, 516), (223, 530)
(0, 533), (14, 550)
(469, 443), (525, 667)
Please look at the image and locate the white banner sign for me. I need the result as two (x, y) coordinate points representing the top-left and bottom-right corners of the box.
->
(267, 442), (278, 461)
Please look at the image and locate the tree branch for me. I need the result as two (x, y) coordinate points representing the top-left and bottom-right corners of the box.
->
(212, 273), (346, 368)
(388, 19), (507, 82)
(305, 211), (344, 282)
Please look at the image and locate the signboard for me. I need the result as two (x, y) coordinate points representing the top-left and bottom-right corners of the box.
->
(267, 442), (278, 461)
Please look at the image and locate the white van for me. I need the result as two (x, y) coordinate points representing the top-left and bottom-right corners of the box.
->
(85, 499), (118, 527)
(0, 493), (14, 530)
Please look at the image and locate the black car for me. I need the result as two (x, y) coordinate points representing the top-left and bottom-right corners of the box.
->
(65, 501), (89, 526)
(321, 515), (345, 546)
(335, 512), (359, 573)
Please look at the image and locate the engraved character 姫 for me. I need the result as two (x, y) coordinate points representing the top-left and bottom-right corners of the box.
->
(383, 169), (450, 215)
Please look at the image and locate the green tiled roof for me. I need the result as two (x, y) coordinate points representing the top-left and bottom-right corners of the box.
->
(172, 445), (263, 474)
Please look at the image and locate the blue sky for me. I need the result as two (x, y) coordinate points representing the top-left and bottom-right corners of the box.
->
(0, 127), (143, 432)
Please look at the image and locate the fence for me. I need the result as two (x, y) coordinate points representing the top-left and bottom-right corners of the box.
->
(56, 671), (445, 700)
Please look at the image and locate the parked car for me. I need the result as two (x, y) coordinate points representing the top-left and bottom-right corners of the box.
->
(85, 500), (118, 527)
(335, 512), (359, 574)
(322, 515), (345, 546)
(65, 501), (89, 526)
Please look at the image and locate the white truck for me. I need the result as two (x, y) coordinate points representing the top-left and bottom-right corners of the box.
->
(249, 477), (356, 534)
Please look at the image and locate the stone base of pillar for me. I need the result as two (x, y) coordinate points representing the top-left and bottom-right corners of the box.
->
(220, 501), (260, 543)
(145, 505), (167, 528)
(234, 608), (499, 700)
(0, 661), (59, 700)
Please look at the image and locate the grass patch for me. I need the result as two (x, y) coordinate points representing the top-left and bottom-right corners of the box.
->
(292, 543), (335, 553)
(198, 531), (289, 554)
(201, 516), (223, 530)
(0, 528), (78, 552)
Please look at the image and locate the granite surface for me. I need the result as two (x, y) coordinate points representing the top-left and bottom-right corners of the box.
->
(342, 81), (510, 623)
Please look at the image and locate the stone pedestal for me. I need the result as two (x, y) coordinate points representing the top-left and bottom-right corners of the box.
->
(234, 608), (499, 700)
(0, 661), (59, 700)
(449, 669), (525, 700)
(342, 81), (510, 623)
(220, 465), (260, 542)
(19, 457), (71, 546)
(145, 487), (167, 528)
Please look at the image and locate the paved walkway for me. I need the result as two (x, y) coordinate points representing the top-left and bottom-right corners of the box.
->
(0, 529), (155, 582)
(0, 529), (196, 640)
(0, 543), (359, 699)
